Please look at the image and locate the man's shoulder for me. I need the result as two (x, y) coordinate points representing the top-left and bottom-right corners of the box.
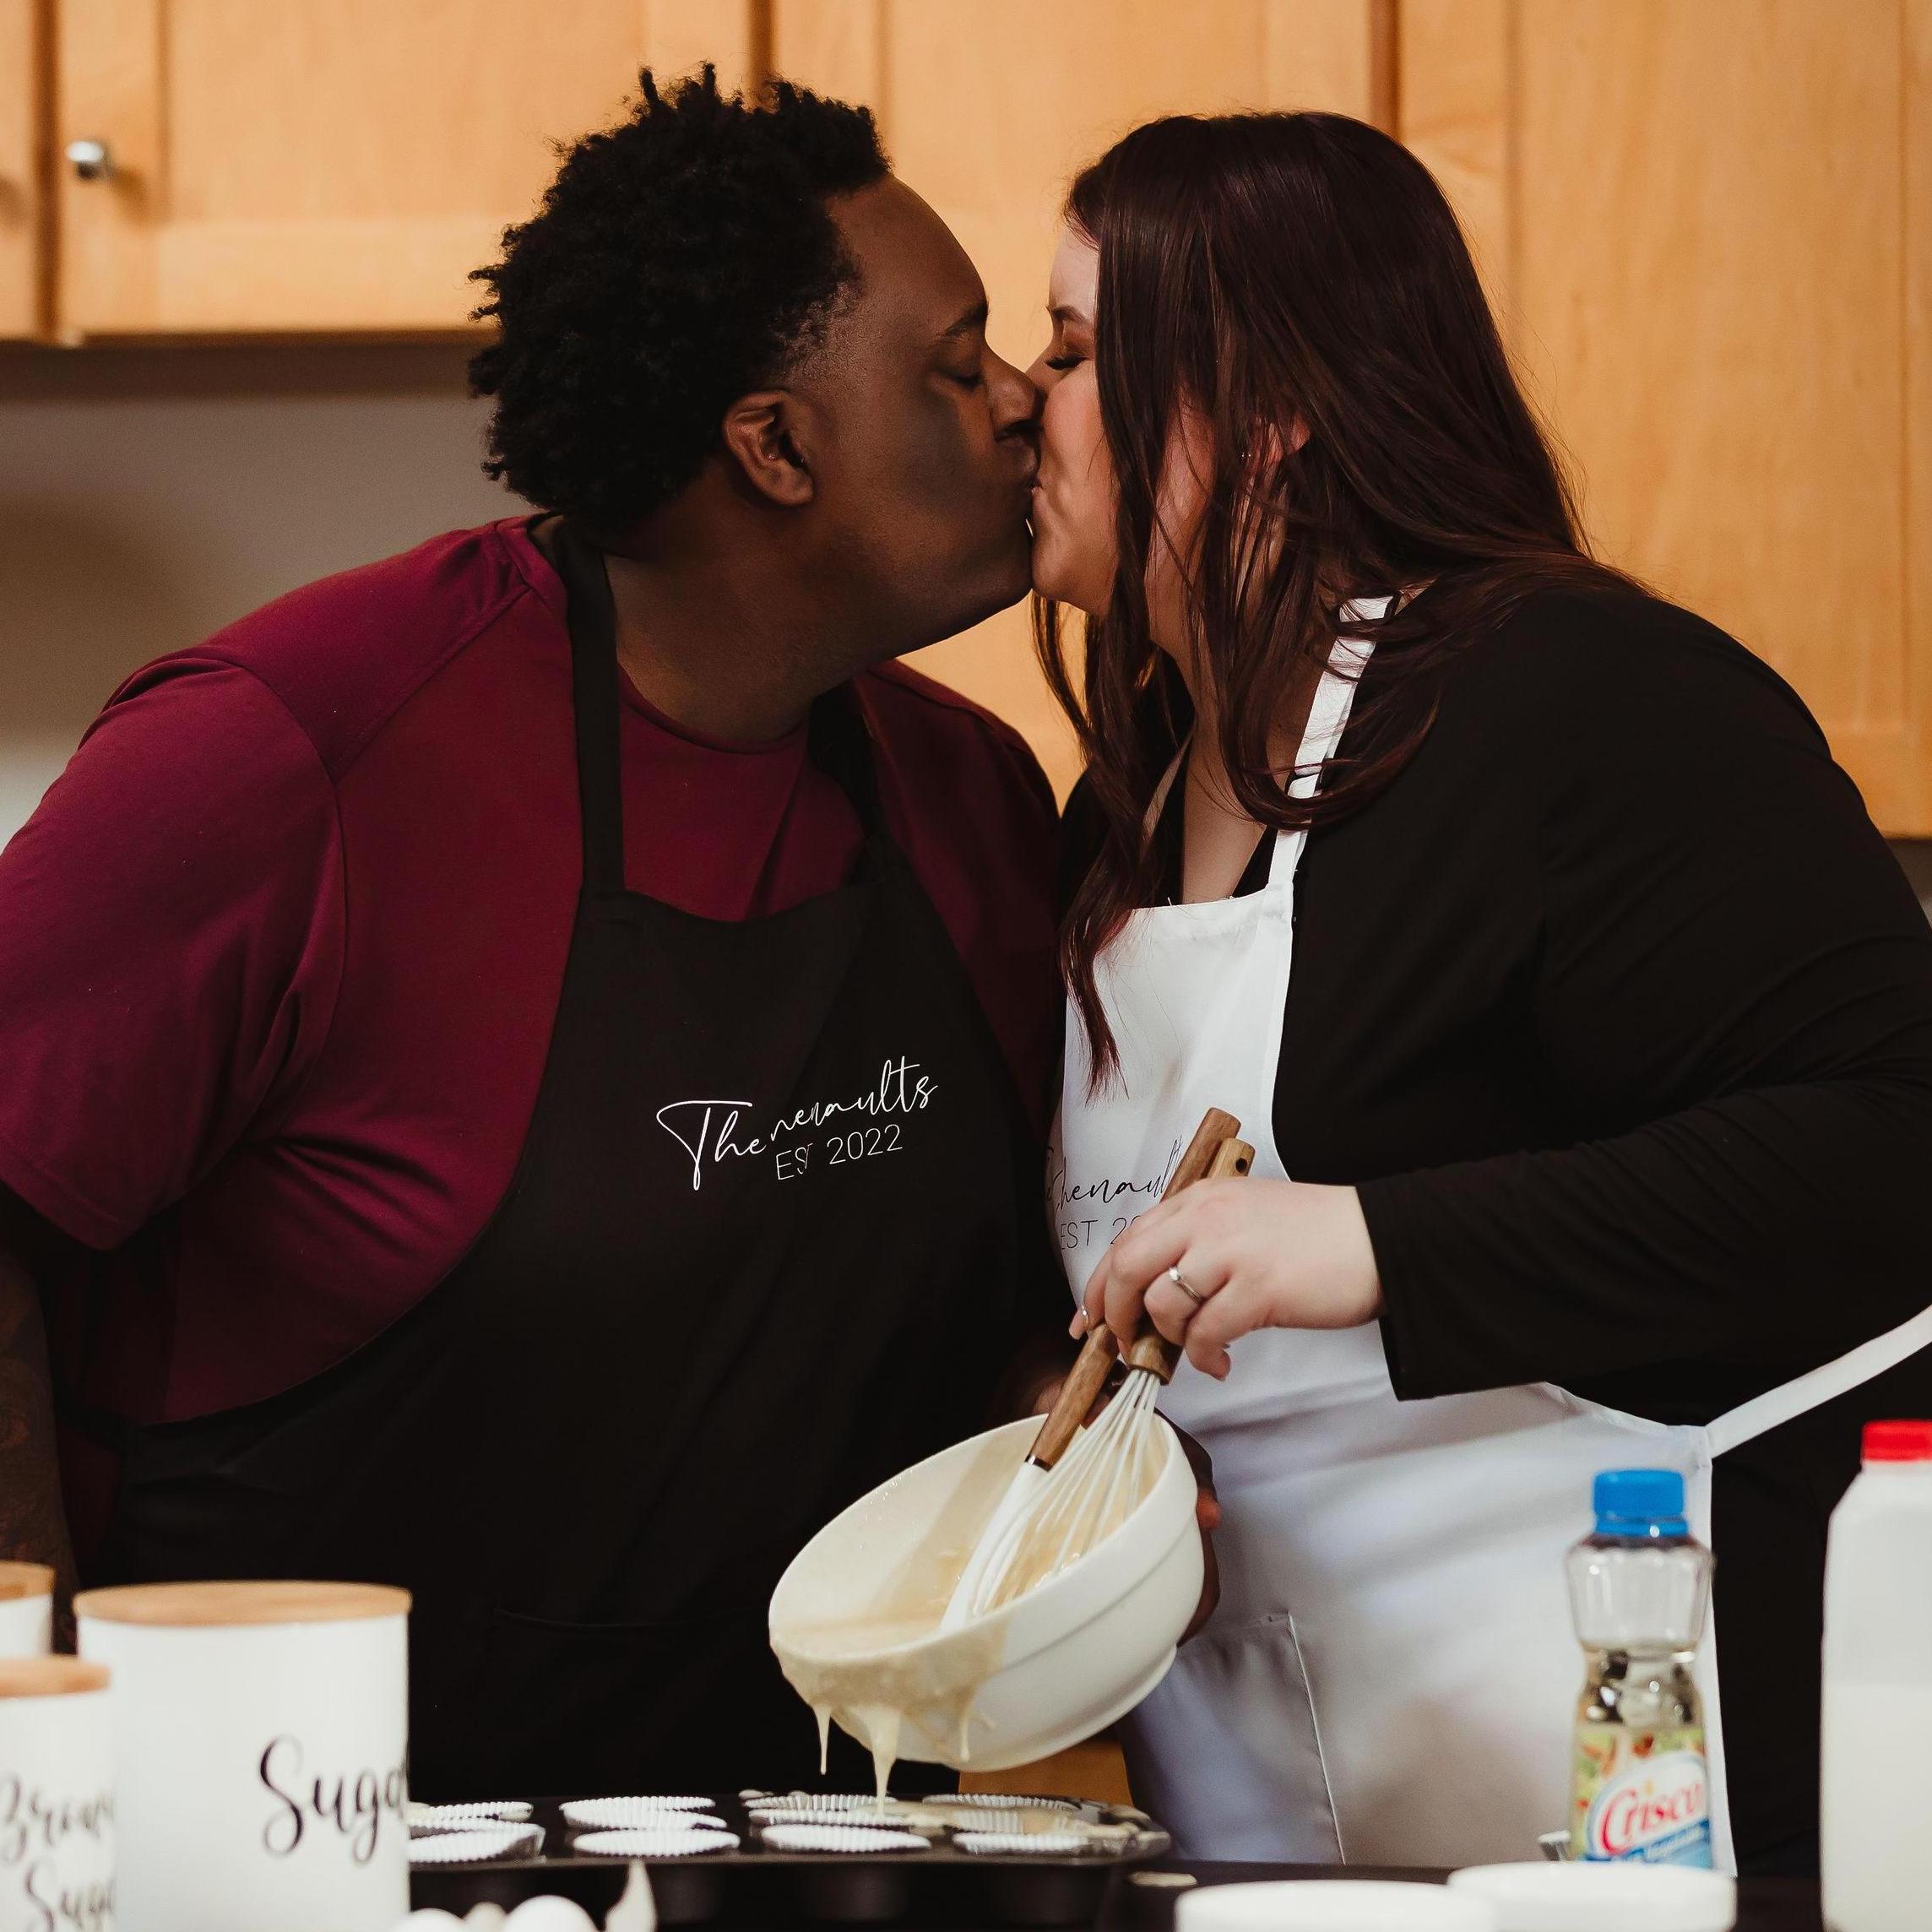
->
(857, 658), (1057, 828)
(107, 519), (551, 783)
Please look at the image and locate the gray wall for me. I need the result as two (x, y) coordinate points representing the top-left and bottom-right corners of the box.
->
(0, 344), (513, 839)
(2, 345), (1930, 921)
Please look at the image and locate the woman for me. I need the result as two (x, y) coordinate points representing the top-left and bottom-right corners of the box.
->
(1028, 111), (1932, 1877)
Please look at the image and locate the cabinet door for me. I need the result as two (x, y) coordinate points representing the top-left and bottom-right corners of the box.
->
(0, 0), (43, 338)
(53, 0), (756, 336)
(774, 0), (1391, 796)
(1405, 0), (1932, 834)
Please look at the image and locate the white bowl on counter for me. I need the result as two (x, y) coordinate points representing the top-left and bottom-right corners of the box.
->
(1447, 1863), (1737, 1930)
(768, 1412), (1202, 1772)
(1179, 1882), (1499, 1930)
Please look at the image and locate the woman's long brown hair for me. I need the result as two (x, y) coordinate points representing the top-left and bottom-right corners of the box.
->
(1039, 111), (1628, 1086)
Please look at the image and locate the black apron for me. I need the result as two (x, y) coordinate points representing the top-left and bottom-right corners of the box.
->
(89, 526), (1031, 1798)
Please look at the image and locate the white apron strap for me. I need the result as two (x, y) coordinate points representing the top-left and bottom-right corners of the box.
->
(1705, 1299), (1932, 1457)
(1691, 1294), (1932, 1873)
(1143, 747), (1186, 840)
(1264, 605), (1384, 886)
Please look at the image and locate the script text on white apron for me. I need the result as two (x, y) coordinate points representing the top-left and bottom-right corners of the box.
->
(1048, 1137), (1184, 1254)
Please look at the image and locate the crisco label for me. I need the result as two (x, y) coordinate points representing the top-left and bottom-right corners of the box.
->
(1571, 1725), (1712, 1866)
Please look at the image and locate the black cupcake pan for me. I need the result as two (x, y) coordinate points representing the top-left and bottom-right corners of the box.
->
(410, 1792), (1170, 1925)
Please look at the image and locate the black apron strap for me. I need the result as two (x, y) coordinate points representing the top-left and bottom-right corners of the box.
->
(554, 519), (886, 860)
(554, 523), (627, 893)
(52, 1379), (132, 1457)
(807, 683), (884, 836)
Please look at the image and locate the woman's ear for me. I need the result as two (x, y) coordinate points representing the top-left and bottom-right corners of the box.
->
(720, 391), (817, 507)
(1255, 416), (1311, 468)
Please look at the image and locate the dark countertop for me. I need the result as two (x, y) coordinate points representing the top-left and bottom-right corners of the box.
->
(1108, 1864), (1820, 1932)
(415, 1844), (1822, 1929)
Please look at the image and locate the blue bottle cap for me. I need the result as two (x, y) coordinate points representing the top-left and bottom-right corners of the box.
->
(1593, 1468), (1688, 1538)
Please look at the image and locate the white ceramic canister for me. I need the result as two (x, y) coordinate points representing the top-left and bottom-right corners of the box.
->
(76, 1581), (409, 1932)
(0, 1658), (115, 1932)
(0, 1566), (54, 1660)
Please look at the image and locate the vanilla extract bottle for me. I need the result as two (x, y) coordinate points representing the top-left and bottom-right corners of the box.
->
(1566, 1468), (1714, 1866)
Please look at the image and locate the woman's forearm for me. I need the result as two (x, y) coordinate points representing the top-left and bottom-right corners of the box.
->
(1364, 1066), (1932, 1400)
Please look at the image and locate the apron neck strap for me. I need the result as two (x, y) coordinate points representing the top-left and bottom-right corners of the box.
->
(806, 682), (884, 836)
(1260, 616), (1385, 887)
(556, 522), (628, 893)
(554, 523), (887, 894)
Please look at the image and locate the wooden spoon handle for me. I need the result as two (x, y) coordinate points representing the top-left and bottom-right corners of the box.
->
(1027, 1108), (1241, 1470)
(1121, 1136), (1254, 1383)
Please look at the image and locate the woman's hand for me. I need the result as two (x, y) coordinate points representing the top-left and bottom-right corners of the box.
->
(1077, 1179), (1382, 1379)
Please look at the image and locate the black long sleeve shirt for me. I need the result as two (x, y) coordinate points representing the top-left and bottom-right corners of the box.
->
(1062, 583), (1932, 1874)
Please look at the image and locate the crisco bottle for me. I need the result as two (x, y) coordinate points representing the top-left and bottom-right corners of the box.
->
(1566, 1468), (1714, 1866)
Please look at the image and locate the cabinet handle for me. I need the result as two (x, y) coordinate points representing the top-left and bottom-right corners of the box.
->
(66, 139), (114, 182)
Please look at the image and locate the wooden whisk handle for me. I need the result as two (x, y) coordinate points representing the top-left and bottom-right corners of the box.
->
(1028, 1323), (1117, 1471)
(1026, 1108), (1240, 1471)
(1121, 1136), (1254, 1383)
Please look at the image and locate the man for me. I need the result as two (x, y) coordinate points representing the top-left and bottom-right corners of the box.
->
(0, 70), (1063, 1795)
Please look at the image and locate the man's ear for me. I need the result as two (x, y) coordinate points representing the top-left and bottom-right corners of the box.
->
(720, 391), (816, 508)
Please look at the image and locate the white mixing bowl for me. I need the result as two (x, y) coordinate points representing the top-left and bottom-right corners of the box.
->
(768, 1413), (1202, 1772)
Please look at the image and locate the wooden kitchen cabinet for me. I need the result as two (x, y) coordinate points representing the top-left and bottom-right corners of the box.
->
(784, 0), (1932, 824)
(774, 0), (1393, 795)
(1403, 0), (1932, 834)
(28, 0), (1932, 828)
(0, 0), (44, 338)
(52, 0), (757, 336)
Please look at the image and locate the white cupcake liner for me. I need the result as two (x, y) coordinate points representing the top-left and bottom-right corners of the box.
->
(561, 1796), (716, 1826)
(927, 1794), (1077, 1812)
(755, 1801), (950, 1831)
(953, 1830), (1108, 1856)
(408, 1800), (535, 1831)
(746, 1792), (878, 1813)
(955, 1806), (1125, 1842)
(757, 1823), (931, 1854)
(573, 1827), (740, 1858)
(761, 1785), (950, 1815)
(408, 1825), (543, 1865)
(593, 1814), (730, 1837)
(746, 1799), (880, 1817)
(746, 1805), (866, 1826)
(880, 1802), (955, 1827)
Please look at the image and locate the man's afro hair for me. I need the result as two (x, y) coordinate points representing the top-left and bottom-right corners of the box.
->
(469, 67), (888, 537)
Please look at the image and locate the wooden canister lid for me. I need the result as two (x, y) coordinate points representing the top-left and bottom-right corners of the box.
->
(74, 1580), (410, 1627)
(0, 1561), (55, 1602)
(0, 1658), (109, 1698)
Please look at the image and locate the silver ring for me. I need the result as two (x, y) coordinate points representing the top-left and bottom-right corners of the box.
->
(1166, 1265), (1208, 1309)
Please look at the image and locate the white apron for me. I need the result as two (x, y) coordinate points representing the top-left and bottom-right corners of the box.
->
(1050, 615), (1932, 1871)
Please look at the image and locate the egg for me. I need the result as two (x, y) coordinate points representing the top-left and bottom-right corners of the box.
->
(502, 1900), (600, 1932)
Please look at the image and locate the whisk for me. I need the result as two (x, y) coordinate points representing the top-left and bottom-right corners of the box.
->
(942, 1110), (1253, 1629)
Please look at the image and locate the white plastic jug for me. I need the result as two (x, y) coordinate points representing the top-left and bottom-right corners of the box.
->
(1821, 1419), (1932, 1932)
